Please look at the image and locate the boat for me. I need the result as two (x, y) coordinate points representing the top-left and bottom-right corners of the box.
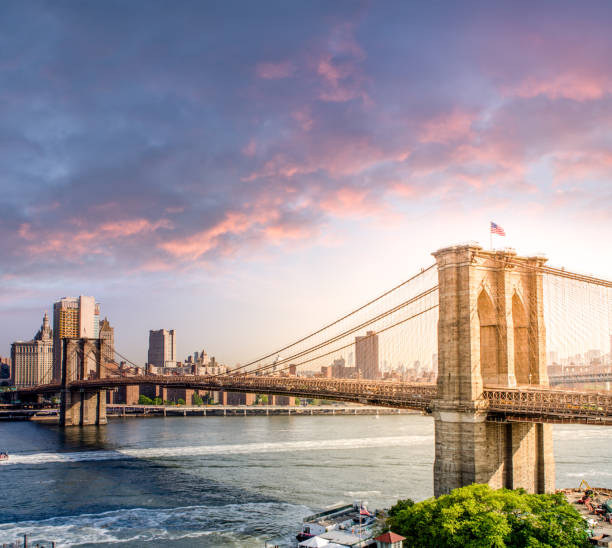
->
(0, 452), (8, 461)
(296, 501), (377, 546)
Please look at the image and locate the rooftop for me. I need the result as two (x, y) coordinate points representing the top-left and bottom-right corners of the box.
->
(374, 531), (406, 543)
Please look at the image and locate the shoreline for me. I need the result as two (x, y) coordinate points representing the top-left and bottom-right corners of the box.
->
(1, 404), (422, 423)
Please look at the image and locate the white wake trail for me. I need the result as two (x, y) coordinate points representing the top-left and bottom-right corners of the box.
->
(1, 435), (432, 466)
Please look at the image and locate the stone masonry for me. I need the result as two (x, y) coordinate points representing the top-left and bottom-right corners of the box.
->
(432, 244), (555, 496)
(59, 338), (107, 426)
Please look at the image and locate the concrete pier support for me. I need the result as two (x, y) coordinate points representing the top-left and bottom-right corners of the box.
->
(432, 244), (555, 496)
(59, 338), (107, 427)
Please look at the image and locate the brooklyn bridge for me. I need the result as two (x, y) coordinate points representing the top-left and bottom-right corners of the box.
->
(14, 244), (612, 497)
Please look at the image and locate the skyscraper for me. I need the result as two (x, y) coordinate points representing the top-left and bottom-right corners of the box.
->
(355, 331), (379, 379)
(148, 329), (177, 367)
(52, 296), (100, 381)
(11, 313), (53, 387)
(99, 317), (115, 364)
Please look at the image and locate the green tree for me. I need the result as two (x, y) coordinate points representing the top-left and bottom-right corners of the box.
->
(387, 484), (588, 548)
(192, 393), (204, 406)
(138, 395), (153, 405)
(153, 397), (162, 405)
(260, 395), (268, 405)
(177, 398), (185, 405)
(294, 398), (300, 405)
(388, 498), (414, 517)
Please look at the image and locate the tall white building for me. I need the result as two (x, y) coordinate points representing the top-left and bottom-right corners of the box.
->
(11, 313), (53, 387)
(148, 329), (177, 367)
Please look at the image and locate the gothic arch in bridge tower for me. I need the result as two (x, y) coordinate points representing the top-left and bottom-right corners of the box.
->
(512, 292), (529, 385)
(432, 244), (555, 497)
(477, 288), (499, 385)
(59, 338), (106, 426)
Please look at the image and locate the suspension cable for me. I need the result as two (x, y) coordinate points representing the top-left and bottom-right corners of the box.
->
(232, 286), (439, 377)
(223, 263), (436, 376)
(258, 304), (439, 375)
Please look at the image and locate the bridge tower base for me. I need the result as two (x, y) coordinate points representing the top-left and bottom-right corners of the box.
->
(59, 338), (108, 427)
(432, 244), (555, 496)
(433, 411), (554, 496)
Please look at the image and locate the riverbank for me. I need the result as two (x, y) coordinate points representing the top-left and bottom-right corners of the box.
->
(0, 404), (420, 423)
(562, 487), (612, 544)
(107, 404), (419, 419)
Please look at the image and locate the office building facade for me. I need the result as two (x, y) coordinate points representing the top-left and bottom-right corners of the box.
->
(355, 330), (380, 379)
(148, 329), (177, 367)
(11, 313), (53, 387)
(99, 317), (115, 364)
(52, 296), (100, 381)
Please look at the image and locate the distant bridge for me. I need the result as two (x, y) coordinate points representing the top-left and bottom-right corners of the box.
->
(549, 372), (612, 385)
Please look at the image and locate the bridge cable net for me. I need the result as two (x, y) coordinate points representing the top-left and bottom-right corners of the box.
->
(542, 267), (612, 389)
(484, 257), (612, 391)
(231, 264), (439, 381)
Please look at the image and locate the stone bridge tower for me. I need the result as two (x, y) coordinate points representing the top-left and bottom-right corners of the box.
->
(59, 338), (107, 426)
(432, 244), (555, 496)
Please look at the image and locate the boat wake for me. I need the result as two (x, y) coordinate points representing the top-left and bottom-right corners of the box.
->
(1, 435), (432, 466)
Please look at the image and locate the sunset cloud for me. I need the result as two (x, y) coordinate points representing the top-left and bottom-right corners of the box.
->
(256, 61), (295, 80)
(0, 0), (611, 284)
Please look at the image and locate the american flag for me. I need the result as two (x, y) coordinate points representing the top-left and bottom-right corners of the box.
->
(490, 222), (506, 236)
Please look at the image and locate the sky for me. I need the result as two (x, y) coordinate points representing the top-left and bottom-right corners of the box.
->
(1, 0), (612, 365)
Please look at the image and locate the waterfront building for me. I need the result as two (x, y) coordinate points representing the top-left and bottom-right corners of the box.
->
(99, 317), (115, 364)
(0, 356), (11, 384)
(52, 296), (100, 380)
(147, 329), (176, 367)
(355, 330), (380, 379)
(11, 313), (53, 387)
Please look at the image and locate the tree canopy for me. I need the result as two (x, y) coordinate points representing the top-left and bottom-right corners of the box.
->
(386, 484), (589, 548)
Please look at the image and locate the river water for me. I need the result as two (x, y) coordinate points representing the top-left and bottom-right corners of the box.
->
(0, 414), (610, 547)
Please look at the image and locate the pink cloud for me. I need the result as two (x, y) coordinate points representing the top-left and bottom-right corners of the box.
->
(139, 258), (174, 272)
(505, 73), (611, 102)
(316, 55), (370, 104)
(18, 217), (172, 258)
(292, 108), (314, 131)
(419, 110), (474, 144)
(264, 223), (313, 243)
(319, 187), (379, 218)
(160, 210), (279, 259)
(313, 24), (370, 105)
(255, 61), (295, 79)
(98, 218), (172, 238)
(241, 136), (393, 182)
(552, 150), (612, 183)
(242, 139), (257, 157)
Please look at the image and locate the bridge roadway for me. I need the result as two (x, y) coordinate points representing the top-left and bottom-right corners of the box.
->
(16, 375), (612, 425)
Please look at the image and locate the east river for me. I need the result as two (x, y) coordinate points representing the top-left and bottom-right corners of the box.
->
(0, 414), (611, 547)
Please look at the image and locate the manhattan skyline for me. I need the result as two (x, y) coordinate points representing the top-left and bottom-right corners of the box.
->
(1, 1), (612, 365)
